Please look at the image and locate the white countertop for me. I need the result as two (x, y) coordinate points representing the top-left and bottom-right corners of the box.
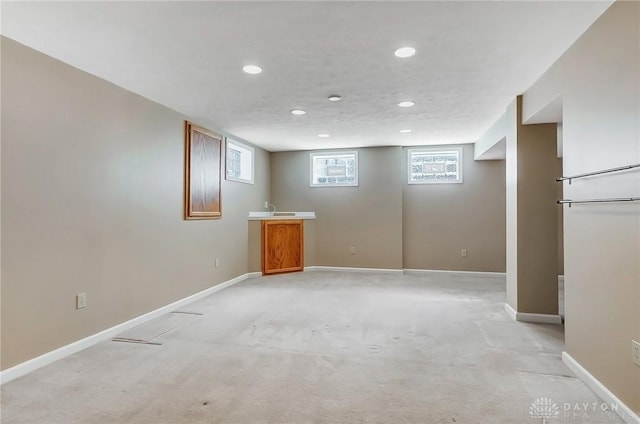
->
(248, 211), (316, 220)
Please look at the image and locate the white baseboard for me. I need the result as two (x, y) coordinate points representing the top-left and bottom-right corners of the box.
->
(246, 272), (262, 278)
(404, 269), (506, 278)
(517, 311), (562, 324)
(504, 303), (562, 324)
(304, 267), (506, 277)
(504, 303), (518, 320)
(305, 266), (404, 274)
(0, 273), (251, 385)
(562, 352), (640, 424)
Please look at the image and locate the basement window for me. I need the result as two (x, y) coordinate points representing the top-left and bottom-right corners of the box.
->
(408, 147), (463, 184)
(226, 139), (254, 184)
(310, 151), (358, 187)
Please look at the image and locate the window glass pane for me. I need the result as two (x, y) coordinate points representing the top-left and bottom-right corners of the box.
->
(226, 139), (254, 184)
(408, 147), (463, 184)
(227, 147), (241, 178)
(310, 151), (358, 187)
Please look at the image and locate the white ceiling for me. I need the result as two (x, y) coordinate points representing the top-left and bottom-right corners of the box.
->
(1, 1), (611, 152)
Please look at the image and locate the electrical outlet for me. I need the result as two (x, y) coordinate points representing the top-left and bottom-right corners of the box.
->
(461, 249), (467, 257)
(264, 201), (269, 209)
(632, 340), (640, 367)
(349, 246), (356, 255)
(76, 293), (87, 309)
(215, 258), (220, 268)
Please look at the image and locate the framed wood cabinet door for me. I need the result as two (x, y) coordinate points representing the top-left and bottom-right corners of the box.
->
(261, 220), (304, 275)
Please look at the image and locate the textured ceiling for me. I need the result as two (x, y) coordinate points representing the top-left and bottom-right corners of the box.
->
(1, 1), (611, 152)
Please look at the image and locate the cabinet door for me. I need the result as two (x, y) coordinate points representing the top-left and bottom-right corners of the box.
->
(262, 220), (304, 275)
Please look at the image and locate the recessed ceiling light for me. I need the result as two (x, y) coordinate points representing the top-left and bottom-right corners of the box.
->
(394, 47), (417, 58)
(291, 109), (306, 115)
(398, 101), (415, 108)
(317, 134), (331, 138)
(328, 95), (342, 102)
(400, 129), (412, 133)
(242, 65), (262, 74)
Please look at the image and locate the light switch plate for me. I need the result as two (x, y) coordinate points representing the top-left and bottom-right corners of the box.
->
(76, 293), (87, 309)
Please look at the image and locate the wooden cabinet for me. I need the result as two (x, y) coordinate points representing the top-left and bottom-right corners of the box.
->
(261, 220), (304, 275)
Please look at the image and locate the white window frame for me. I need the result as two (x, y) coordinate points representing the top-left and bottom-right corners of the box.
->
(407, 146), (463, 184)
(310, 150), (359, 187)
(226, 138), (254, 185)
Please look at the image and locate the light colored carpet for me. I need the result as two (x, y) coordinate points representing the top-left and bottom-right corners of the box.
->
(0, 271), (622, 423)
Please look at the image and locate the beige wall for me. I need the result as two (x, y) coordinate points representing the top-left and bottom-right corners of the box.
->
(506, 97), (559, 315)
(0, 38), (270, 369)
(518, 101), (558, 315)
(403, 144), (506, 272)
(270, 147), (404, 270)
(524, 1), (639, 412)
(271, 145), (506, 273)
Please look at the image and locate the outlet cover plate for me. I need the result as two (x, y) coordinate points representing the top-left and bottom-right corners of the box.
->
(632, 340), (640, 367)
